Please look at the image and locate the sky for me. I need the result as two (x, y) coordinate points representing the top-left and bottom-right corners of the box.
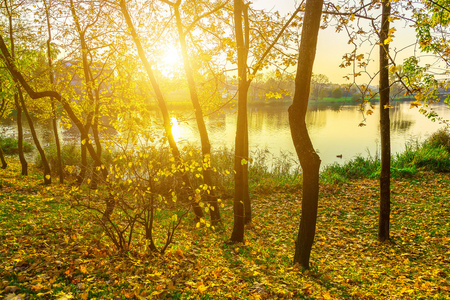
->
(252, 0), (442, 85)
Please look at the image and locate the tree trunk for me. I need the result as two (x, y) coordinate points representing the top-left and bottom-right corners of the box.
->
(173, 4), (221, 225)
(18, 89), (52, 185)
(290, 0), (323, 270)
(0, 144), (7, 169)
(14, 94), (27, 176)
(119, 0), (203, 220)
(378, 0), (391, 242)
(44, 0), (64, 184)
(230, 0), (250, 243)
(6, 0), (27, 176)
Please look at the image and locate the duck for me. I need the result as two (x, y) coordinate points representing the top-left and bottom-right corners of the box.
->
(336, 154), (343, 158)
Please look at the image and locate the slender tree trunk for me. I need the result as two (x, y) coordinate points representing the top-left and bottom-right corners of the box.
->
(173, 4), (221, 225)
(14, 94), (27, 175)
(0, 146), (7, 169)
(18, 89), (52, 185)
(378, 0), (391, 242)
(90, 88), (102, 189)
(70, 0), (101, 185)
(5, 0), (27, 175)
(0, 96), (7, 169)
(290, 0), (323, 270)
(44, 0), (64, 184)
(119, 0), (203, 220)
(230, 0), (250, 243)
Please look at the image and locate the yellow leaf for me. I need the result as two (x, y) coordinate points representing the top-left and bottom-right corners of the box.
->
(241, 158), (248, 165)
(45, 175), (51, 180)
(384, 104), (393, 109)
(384, 36), (393, 45)
(410, 101), (422, 108)
(197, 283), (208, 293)
(366, 110), (373, 115)
(79, 264), (87, 274)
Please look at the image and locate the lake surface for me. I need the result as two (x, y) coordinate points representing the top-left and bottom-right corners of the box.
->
(2, 100), (449, 169)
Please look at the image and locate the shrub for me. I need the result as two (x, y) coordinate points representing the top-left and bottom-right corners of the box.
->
(0, 137), (34, 154)
(426, 129), (450, 152)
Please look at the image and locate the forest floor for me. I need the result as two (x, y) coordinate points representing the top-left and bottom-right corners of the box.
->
(0, 161), (449, 299)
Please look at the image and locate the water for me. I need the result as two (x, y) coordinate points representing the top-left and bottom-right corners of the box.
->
(169, 100), (449, 168)
(2, 100), (449, 168)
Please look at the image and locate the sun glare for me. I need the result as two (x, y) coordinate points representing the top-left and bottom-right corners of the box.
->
(171, 116), (181, 142)
(159, 46), (182, 77)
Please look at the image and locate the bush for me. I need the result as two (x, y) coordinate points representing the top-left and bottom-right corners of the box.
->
(0, 137), (34, 154)
(426, 129), (450, 152)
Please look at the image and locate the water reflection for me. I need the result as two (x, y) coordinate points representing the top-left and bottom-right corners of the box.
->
(1, 101), (448, 168)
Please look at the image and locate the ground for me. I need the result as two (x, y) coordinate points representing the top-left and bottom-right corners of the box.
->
(0, 161), (449, 299)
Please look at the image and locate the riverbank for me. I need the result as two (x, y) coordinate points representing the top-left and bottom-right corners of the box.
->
(1, 157), (449, 299)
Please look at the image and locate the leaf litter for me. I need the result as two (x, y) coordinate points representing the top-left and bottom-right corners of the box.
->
(0, 162), (449, 299)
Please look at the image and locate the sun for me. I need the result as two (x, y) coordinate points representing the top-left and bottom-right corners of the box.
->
(159, 45), (182, 77)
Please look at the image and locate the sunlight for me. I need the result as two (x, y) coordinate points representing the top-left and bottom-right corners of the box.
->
(159, 46), (182, 77)
(171, 116), (181, 142)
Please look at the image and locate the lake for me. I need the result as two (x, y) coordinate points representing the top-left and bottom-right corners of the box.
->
(169, 100), (450, 169)
(1, 100), (449, 169)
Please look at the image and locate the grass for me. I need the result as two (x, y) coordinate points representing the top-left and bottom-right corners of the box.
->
(1, 152), (450, 299)
(321, 133), (450, 184)
(0, 137), (34, 155)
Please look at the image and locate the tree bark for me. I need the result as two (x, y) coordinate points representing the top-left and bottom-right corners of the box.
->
(290, 0), (323, 270)
(44, 0), (64, 184)
(18, 89), (52, 185)
(119, 0), (203, 220)
(173, 3), (221, 225)
(230, 0), (250, 243)
(378, 0), (391, 242)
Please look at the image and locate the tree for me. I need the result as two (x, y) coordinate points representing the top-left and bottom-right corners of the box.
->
(230, 0), (250, 243)
(160, 0), (224, 225)
(229, 0), (302, 243)
(289, 0), (323, 270)
(378, 0), (392, 242)
(0, 35), (108, 181)
(3, 0), (27, 176)
(43, 0), (63, 184)
(331, 87), (343, 98)
(118, 0), (204, 221)
(310, 73), (329, 100)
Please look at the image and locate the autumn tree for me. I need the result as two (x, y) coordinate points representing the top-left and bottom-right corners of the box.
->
(42, 0), (63, 183)
(310, 73), (329, 100)
(118, 0), (204, 220)
(230, 0), (302, 243)
(378, 0), (391, 242)
(2, 0), (27, 176)
(290, 0), (323, 269)
(159, 0), (224, 225)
